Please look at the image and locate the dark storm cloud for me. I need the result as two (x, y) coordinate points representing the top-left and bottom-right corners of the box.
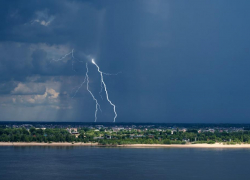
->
(0, 0), (104, 81)
(31, 49), (76, 76)
(1, 0), (250, 122)
(0, 0), (104, 48)
(0, 42), (32, 82)
(0, 82), (18, 95)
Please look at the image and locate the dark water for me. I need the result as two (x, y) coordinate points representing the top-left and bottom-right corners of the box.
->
(0, 147), (250, 180)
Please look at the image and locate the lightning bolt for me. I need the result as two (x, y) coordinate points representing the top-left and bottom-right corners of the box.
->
(71, 76), (86, 99)
(72, 63), (102, 122)
(85, 63), (101, 122)
(99, 81), (103, 100)
(50, 49), (76, 73)
(99, 72), (121, 100)
(50, 49), (73, 62)
(50, 49), (118, 122)
(91, 59), (117, 122)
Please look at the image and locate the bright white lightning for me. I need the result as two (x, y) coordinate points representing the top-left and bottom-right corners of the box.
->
(91, 59), (117, 122)
(71, 63), (102, 122)
(99, 82), (103, 100)
(85, 63), (102, 122)
(50, 49), (118, 122)
(99, 72), (121, 100)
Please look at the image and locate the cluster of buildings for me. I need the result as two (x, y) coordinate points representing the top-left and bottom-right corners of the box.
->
(66, 128), (80, 138)
(2, 123), (246, 134)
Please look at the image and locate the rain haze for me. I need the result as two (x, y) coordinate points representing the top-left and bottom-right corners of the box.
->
(0, 0), (250, 123)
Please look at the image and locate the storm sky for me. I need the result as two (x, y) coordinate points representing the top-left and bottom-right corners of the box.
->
(0, 0), (250, 123)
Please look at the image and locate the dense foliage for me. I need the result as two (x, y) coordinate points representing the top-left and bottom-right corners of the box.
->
(1, 127), (250, 145)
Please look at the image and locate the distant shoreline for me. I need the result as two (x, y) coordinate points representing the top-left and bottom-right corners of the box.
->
(1, 142), (250, 148)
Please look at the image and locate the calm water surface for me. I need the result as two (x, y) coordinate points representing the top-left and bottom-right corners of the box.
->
(0, 146), (250, 180)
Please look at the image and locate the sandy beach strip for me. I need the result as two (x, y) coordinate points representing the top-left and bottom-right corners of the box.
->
(118, 143), (250, 148)
(1, 142), (250, 148)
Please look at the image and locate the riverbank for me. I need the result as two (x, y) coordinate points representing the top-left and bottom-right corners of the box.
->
(1, 142), (250, 148)
(119, 143), (250, 148)
(0, 142), (98, 146)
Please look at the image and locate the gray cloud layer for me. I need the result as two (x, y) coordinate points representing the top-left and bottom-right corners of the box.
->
(0, 0), (250, 122)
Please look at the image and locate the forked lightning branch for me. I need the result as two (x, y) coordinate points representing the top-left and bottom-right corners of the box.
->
(51, 50), (118, 122)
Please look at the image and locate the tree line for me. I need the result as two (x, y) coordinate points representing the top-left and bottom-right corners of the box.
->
(1, 127), (250, 145)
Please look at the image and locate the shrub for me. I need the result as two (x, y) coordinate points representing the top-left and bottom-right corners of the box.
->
(208, 140), (215, 144)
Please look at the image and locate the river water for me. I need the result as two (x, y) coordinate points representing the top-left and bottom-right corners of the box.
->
(0, 146), (249, 180)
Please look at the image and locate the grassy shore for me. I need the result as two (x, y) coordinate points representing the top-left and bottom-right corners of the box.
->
(1, 142), (250, 148)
